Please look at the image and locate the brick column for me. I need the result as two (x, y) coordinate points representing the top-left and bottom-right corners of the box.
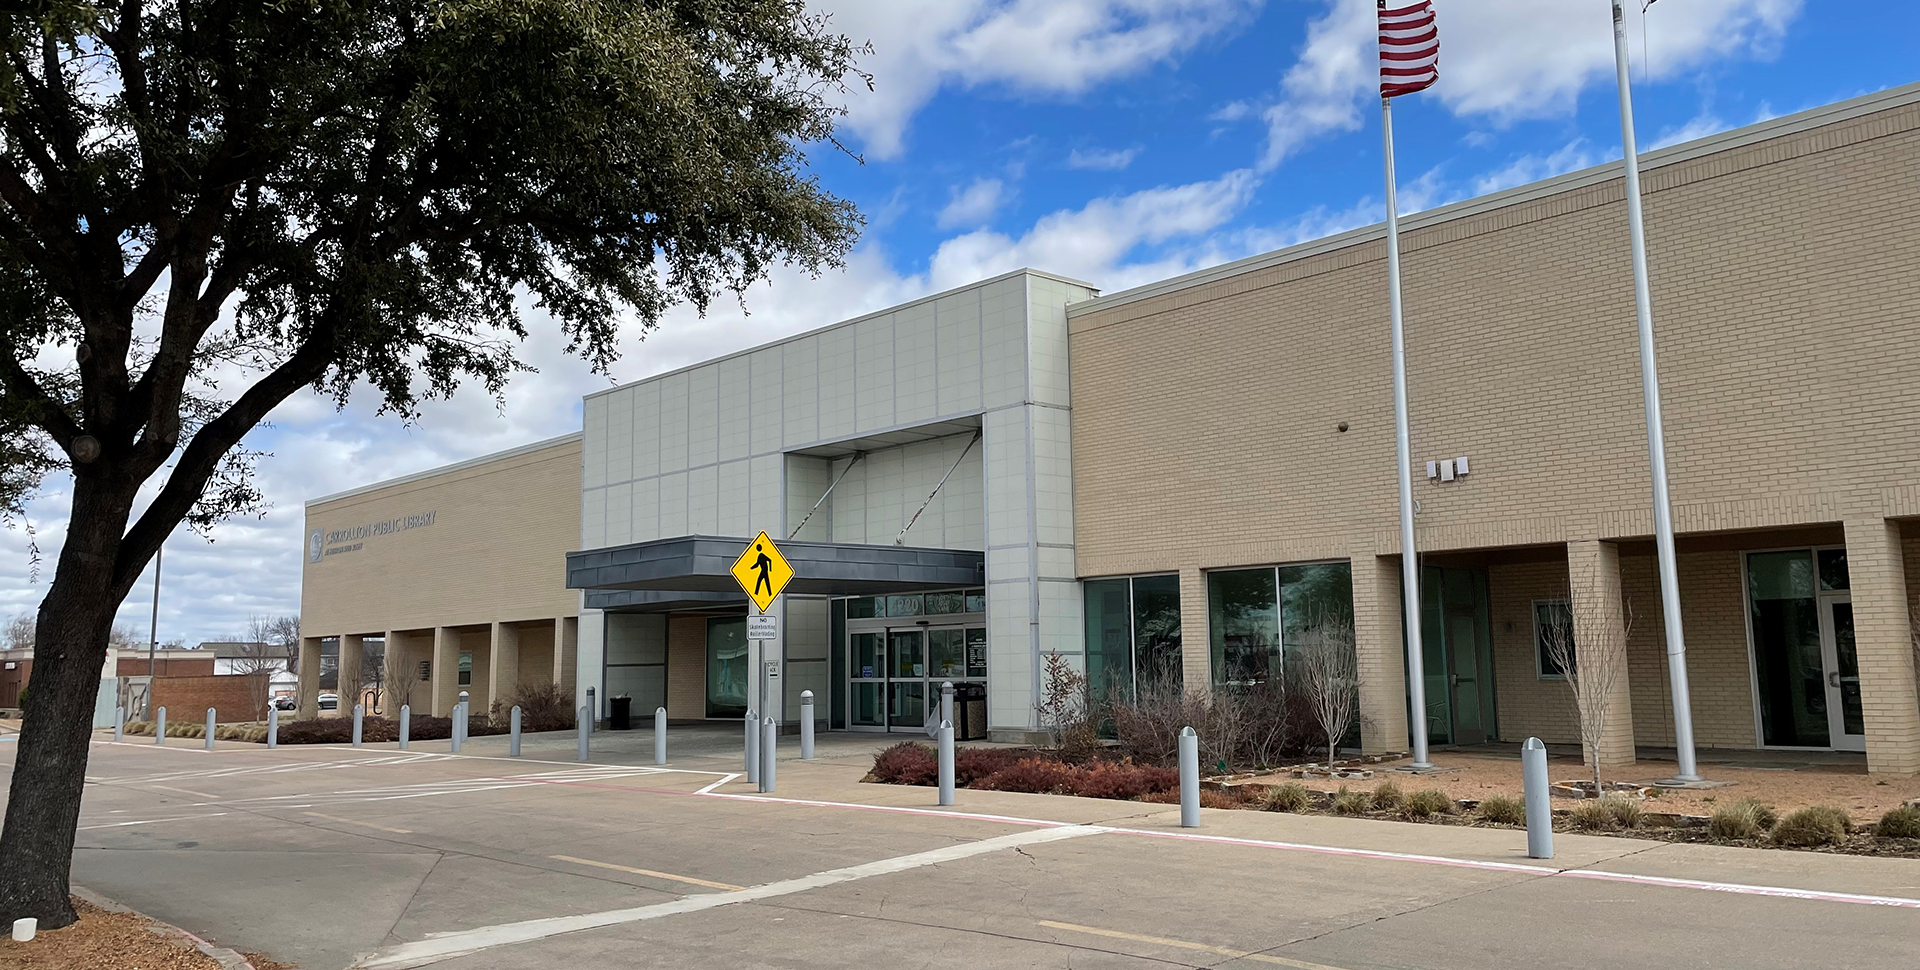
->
(1843, 517), (1920, 775)
(338, 635), (364, 712)
(489, 621), (521, 712)
(296, 636), (323, 720)
(431, 626), (460, 717)
(1567, 540), (1636, 768)
(1350, 555), (1410, 755)
(382, 631), (410, 713)
(558, 615), (579, 694)
(1178, 567), (1210, 696)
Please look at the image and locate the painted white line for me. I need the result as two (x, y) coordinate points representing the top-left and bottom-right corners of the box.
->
(77, 812), (230, 831)
(548, 855), (745, 891)
(1039, 920), (1351, 969)
(352, 825), (1105, 969)
(1120, 828), (1559, 876)
(1560, 867), (1920, 909)
(144, 784), (220, 800)
(694, 774), (739, 795)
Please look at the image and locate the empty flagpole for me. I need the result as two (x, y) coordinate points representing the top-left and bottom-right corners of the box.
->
(1608, 0), (1700, 782)
(1376, 0), (1440, 769)
(1381, 95), (1433, 770)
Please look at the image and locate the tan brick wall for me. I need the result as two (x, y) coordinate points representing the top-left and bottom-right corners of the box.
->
(667, 615), (706, 719)
(1070, 101), (1920, 576)
(301, 438), (580, 638)
(1488, 559), (1579, 744)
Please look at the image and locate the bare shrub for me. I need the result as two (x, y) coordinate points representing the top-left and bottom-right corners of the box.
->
(1109, 659), (1307, 774)
(1295, 612), (1358, 766)
(490, 681), (576, 733)
(1541, 587), (1633, 794)
(1037, 652), (1101, 763)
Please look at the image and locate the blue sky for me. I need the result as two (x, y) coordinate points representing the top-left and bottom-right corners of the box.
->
(3, 0), (1913, 647)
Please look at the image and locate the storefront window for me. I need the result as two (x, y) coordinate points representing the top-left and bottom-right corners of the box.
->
(705, 617), (748, 718)
(1083, 578), (1135, 704)
(1209, 569), (1278, 686)
(1131, 575), (1183, 690)
(926, 591), (966, 614)
(886, 594), (923, 617)
(848, 596), (884, 619)
(965, 589), (987, 613)
(1205, 562), (1354, 688)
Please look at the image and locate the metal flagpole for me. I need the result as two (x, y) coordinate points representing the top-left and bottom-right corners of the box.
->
(1609, 0), (1699, 782)
(1381, 94), (1433, 770)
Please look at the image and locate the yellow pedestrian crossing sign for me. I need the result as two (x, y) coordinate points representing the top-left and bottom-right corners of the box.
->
(731, 532), (793, 613)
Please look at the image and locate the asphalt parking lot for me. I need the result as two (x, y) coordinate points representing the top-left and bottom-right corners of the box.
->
(10, 725), (1920, 969)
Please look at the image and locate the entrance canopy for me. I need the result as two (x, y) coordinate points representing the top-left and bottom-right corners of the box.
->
(566, 535), (985, 613)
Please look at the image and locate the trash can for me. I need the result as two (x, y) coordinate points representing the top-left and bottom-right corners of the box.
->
(953, 683), (988, 741)
(609, 695), (632, 731)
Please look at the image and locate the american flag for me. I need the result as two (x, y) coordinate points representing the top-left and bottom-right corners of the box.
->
(1378, 0), (1439, 99)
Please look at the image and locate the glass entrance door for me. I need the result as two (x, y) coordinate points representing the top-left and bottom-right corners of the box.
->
(1820, 595), (1865, 752)
(887, 630), (926, 733)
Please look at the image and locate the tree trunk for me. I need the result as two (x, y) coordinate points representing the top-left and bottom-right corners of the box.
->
(0, 480), (135, 929)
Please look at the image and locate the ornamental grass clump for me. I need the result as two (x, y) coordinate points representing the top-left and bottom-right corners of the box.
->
(1876, 805), (1920, 840)
(1707, 798), (1772, 841)
(1403, 789), (1455, 819)
(1262, 782), (1312, 813)
(1331, 786), (1370, 816)
(1476, 794), (1526, 826)
(1569, 799), (1613, 831)
(1771, 806), (1852, 847)
(1369, 781), (1404, 811)
(1602, 796), (1644, 829)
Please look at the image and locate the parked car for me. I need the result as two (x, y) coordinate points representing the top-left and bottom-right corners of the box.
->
(273, 696), (296, 711)
(317, 692), (338, 711)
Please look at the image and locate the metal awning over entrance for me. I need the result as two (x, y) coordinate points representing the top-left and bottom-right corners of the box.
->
(565, 535), (984, 613)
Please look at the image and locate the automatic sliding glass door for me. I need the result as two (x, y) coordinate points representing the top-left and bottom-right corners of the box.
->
(888, 630), (926, 732)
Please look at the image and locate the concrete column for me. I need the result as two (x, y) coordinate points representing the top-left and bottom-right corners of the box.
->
(1350, 554), (1410, 755)
(560, 613), (582, 698)
(1567, 540), (1636, 769)
(431, 626), (460, 717)
(382, 631), (410, 713)
(1842, 517), (1920, 775)
(296, 636), (323, 721)
(489, 621), (521, 712)
(1178, 567), (1210, 696)
(339, 635), (365, 713)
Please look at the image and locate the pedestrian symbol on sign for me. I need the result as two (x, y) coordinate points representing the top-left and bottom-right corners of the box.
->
(730, 532), (793, 612)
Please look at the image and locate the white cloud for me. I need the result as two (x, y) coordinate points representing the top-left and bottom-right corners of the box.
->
(1649, 111), (1729, 150)
(938, 177), (1009, 228)
(1067, 146), (1141, 171)
(1472, 139), (1603, 195)
(822, 0), (1262, 158)
(1256, 0), (1803, 169)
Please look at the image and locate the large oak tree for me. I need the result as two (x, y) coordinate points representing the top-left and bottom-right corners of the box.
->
(0, 0), (863, 927)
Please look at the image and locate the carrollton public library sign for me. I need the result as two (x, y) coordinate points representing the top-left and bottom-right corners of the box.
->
(310, 510), (437, 562)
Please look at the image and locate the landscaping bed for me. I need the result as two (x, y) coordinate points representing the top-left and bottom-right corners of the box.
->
(0, 896), (231, 969)
(865, 743), (1920, 857)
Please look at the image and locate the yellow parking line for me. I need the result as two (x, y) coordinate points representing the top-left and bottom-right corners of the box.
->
(302, 811), (412, 834)
(549, 854), (745, 892)
(1037, 920), (1350, 970)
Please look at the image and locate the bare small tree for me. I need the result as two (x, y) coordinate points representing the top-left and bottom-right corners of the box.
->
(1035, 652), (1099, 760)
(1295, 612), (1359, 767)
(384, 641), (422, 714)
(3, 614), (31, 652)
(229, 615), (299, 721)
(1540, 590), (1633, 794)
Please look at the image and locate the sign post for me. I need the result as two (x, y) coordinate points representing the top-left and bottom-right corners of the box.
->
(731, 532), (795, 730)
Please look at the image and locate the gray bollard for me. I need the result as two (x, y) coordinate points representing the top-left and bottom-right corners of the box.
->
(352, 703), (364, 747)
(585, 687), (595, 736)
(800, 690), (815, 760)
(577, 705), (590, 762)
(940, 681), (954, 728)
(114, 706), (125, 742)
(155, 706), (166, 744)
(268, 706), (279, 749)
(398, 704), (410, 750)
(1178, 726), (1200, 828)
(510, 705), (523, 757)
(450, 701), (463, 754)
(205, 707), (217, 749)
(1522, 737), (1554, 859)
(744, 708), (759, 783)
(938, 719), (955, 807)
(457, 691), (470, 747)
(654, 707), (668, 766)
(759, 716), (777, 793)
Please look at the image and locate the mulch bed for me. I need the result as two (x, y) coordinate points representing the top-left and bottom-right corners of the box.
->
(0, 897), (227, 970)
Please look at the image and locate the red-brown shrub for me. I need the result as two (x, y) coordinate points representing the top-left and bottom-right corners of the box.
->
(871, 742), (939, 785)
(976, 757), (1078, 794)
(1067, 761), (1178, 800)
(953, 747), (1028, 786)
